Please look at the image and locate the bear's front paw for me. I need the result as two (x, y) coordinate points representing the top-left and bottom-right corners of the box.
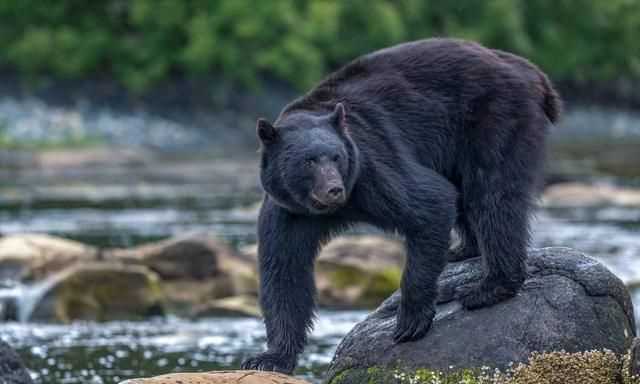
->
(241, 351), (296, 374)
(456, 279), (520, 309)
(393, 305), (435, 343)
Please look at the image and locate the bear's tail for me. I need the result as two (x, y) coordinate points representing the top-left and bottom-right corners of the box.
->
(539, 72), (562, 124)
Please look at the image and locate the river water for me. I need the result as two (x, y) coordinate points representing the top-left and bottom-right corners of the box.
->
(0, 153), (639, 383)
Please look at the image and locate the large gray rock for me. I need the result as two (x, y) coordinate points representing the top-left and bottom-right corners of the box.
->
(0, 341), (32, 384)
(327, 247), (636, 383)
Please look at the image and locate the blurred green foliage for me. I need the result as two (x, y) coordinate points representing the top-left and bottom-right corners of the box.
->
(0, 0), (638, 92)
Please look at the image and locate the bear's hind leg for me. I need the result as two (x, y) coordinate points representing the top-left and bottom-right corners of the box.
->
(447, 213), (480, 262)
(456, 181), (532, 309)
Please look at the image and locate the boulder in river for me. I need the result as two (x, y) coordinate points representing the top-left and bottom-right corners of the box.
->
(0, 340), (32, 384)
(107, 233), (257, 283)
(317, 235), (405, 308)
(29, 262), (164, 322)
(327, 247), (636, 383)
(0, 234), (97, 281)
(119, 370), (310, 384)
(108, 233), (259, 315)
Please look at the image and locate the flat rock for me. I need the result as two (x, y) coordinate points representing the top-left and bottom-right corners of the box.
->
(327, 247), (636, 383)
(120, 370), (310, 384)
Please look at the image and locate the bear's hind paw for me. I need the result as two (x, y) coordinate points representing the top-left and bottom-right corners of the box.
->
(393, 306), (435, 343)
(241, 351), (296, 374)
(456, 280), (519, 309)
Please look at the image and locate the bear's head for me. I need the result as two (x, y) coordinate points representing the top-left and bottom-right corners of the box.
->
(257, 103), (360, 215)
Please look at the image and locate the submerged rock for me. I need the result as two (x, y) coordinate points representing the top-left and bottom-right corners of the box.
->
(0, 340), (32, 384)
(119, 370), (310, 384)
(29, 263), (164, 322)
(327, 247), (636, 383)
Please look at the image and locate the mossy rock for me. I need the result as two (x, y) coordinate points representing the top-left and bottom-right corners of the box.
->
(317, 261), (402, 308)
(329, 350), (640, 384)
(29, 262), (164, 322)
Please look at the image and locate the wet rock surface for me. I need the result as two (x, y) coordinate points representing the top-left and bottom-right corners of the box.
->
(327, 247), (636, 383)
(119, 370), (310, 384)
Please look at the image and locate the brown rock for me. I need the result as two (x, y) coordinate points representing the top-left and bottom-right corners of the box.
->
(120, 370), (310, 384)
(543, 182), (640, 207)
(107, 233), (256, 282)
(107, 234), (258, 317)
(29, 262), (164, 322)
(192, 295), (261, 318)
(0, 234), (97, 281)
(319, 235), (404, 268)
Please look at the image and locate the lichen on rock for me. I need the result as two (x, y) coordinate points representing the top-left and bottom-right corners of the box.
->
(329, 349), (640, 384)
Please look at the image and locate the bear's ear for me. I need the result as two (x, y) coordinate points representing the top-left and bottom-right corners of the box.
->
(257, 118), (277, 145)
(330, 102), (347, 133)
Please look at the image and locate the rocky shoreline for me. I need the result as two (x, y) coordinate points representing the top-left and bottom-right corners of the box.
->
(0, 232), (408, 322)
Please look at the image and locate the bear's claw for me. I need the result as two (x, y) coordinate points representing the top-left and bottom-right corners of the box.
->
(393, 306), (435, 343)
(241, 351), (296, 374)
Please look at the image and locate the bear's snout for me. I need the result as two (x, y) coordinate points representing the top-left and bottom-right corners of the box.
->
(310, 163), (346, 211)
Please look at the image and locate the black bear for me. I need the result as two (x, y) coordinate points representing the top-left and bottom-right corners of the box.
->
(242, 38), (561, 374)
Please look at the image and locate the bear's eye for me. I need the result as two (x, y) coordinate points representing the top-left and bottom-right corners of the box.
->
(332, 154), (340, 162)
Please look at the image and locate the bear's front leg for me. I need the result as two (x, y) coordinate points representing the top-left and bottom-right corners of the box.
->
(391, 173), (457, 343)
(241, 198), (337, 374)
(394, 232), (451, 342)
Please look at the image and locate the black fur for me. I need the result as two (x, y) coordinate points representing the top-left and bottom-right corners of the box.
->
(241, 38), (561, 374)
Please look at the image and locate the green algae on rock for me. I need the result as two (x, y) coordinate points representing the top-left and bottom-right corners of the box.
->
(329, 349), (640, 384)
(29, 262), (164, 322)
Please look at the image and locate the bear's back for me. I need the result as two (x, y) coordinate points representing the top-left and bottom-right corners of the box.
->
(290, 38), (532, 113)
